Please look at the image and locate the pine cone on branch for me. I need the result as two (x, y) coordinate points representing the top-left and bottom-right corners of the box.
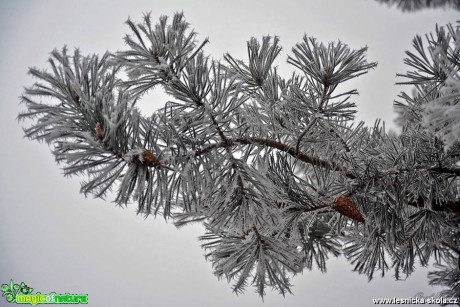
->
(95, 122), (103, 141)
(142, 150), (160, 167)
(332, 196), (365, 223)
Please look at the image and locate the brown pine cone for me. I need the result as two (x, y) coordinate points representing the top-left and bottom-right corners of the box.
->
(333, 196), (365, 223)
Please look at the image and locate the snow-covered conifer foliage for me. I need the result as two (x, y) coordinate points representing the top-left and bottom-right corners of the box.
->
(19, 13), (460, 298)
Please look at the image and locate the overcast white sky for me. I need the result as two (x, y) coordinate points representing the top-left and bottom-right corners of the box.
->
(0, 1), (458, 306)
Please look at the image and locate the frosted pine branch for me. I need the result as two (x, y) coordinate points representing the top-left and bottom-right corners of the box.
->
(18, 13), (460, 299)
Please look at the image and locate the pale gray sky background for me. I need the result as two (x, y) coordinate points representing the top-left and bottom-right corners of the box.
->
(0, 1), (458, 306)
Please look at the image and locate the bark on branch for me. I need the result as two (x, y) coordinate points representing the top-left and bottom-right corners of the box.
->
(195, 137), (357, 179)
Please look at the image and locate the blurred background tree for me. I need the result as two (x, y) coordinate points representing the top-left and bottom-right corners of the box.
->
(375, 0), (459, 12)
